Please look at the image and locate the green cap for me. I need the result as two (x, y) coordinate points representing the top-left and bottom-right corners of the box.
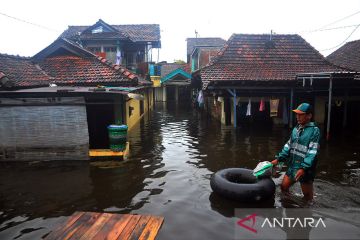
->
(293, 103), (312, 114)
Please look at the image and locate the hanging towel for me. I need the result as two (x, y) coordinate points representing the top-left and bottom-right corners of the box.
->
(116, 50), (122, 65)
(270, 99), (279, 117)
(197, 90), (204, 108)
(246, 98), (252, 116)
(259, 98), (265, 112)
(282, 99), (289, 124)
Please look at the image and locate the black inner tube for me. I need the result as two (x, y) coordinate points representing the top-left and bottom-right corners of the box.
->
(226, 172), (255, 184)
(210, 168), (275, 202)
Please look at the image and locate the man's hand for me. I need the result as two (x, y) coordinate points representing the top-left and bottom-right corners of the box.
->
(295, 169), (305, 181)
(271, 159), (278, 166)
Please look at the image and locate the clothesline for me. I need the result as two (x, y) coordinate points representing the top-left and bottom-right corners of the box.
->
(238, 98), (288, 122)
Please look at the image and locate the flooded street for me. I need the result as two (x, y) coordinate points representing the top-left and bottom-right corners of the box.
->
(1, 103), (360, 239)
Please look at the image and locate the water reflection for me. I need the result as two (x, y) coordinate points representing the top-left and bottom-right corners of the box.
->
(0, 102), (359, 239)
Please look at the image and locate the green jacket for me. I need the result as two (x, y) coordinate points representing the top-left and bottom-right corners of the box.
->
(276, 122), (320, 170)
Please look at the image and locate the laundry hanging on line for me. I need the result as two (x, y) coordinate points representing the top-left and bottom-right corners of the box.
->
(259, 98), (265, 112)
(246, 98), (252, 116)
(270, 99), (279, 117)
(197, 90), (204, 108)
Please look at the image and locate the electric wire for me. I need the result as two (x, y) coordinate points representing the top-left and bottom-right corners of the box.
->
(0, 11), (58, 32)
(299, 23), (360, 33)
(320, 24), (360, 51)
(317, 10), (360, 31)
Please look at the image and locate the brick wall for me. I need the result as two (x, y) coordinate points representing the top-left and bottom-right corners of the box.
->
(0, 97), (89, 161)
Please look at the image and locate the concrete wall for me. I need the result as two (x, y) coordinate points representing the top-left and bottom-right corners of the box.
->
(126, 98), (141, 131)
(0, 97), (89, 161)
(126, 88), (154, 131)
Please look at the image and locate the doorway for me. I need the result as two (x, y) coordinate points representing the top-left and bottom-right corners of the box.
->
(86, 98), (115, 149)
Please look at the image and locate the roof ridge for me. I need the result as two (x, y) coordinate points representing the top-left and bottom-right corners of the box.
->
(205, 34), (235, 67)
(67, 23), (160, 28)
(61, 38), (99, 56)
(95, 56), (138, 80)
(232, 33), (299, 37)
(0, 53), (31, 60)
(33, 63), (55, 80)
(113, 24), (159, 26)
(346, 39), (360, 44)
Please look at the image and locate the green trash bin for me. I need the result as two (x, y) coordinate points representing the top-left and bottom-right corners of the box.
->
(107, 124), (128, 151)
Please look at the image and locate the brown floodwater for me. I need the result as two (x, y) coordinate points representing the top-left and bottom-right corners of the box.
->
(0, 102), (359, 239)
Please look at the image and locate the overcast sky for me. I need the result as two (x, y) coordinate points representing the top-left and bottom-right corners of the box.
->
(1, 0), (360, 62)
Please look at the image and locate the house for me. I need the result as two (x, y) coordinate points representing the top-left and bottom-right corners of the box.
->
(60, 19), (161, 76)
(0, 38), (154, 161)
(152, 63), (191, 103)
(0, 54), (52, 89)
(186, 37), (226, 64)
(327, 39), (360, 71)
(192, 34), (360, 138)
(190, 46), (224, 72)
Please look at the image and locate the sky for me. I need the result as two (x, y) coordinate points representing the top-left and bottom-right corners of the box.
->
(1, 0), (360, 63)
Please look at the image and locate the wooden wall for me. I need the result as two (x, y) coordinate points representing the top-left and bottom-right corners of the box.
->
(0, 97), (89, 161)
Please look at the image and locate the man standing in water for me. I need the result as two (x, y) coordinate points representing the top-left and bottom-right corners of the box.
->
(272, 103), (320, 201)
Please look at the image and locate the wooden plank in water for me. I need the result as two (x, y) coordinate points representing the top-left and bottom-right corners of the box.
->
(46, 212), (97, 240)
(116, 214), (142, 240)
(92, 214), (132, 240)
(79, 212), (113, 240)
(138, 216), (164, 240)
(128, 215), (151, 240)
(45, 212), (163, 240)
(45, 211), (84, 240)
(62, 212), (102, 240)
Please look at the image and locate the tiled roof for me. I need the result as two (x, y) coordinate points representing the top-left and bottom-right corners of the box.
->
(113, 24), (160, 42)
(186, 38), (226, 56)
(327, 40), (360, 71)
(74, 31), (129, 40)
(200, 34), (344, 89)
(160, 63), (191, 78)
(37, 55), (137, 86)
(60, 23), (160, 43)
(0, 54), (52, 88)
(1, 38), (139, 89)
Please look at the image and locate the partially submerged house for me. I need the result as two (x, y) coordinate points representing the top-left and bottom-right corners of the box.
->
(60, 19), (161, 76)
(192, 34), (360, 138)
(0, 38), (154, 161)
(327, 39), (360, 72)
(152, 63), (191, 103)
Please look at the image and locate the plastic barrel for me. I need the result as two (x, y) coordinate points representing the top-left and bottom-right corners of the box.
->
(107, 125), (128, 151)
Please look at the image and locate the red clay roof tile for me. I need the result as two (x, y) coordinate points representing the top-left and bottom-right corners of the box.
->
(0, 54), (52, 88)
(200, 34), (345, 89)
(327, 40), (360, 72)
(60, 23), (160, 44)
